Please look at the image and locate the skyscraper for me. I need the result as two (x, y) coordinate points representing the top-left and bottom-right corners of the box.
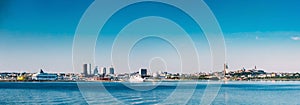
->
(101, 67), (106, 75)
(83, 64), (88, 76)
(94, 66), (99, 75)
(109, 65), (114, 74)
(83, 63), (92, 76)
(88, 63), (92, 75)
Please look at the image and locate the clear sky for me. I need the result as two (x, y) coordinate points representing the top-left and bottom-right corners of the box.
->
(0, 0), (300, 73)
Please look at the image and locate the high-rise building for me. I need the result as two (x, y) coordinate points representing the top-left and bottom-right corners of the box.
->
(94, 66), (99, 75)
(224, 63), (229, 75)
(83, 63), (92, 76)
(83, 64), (88, 76)
(139, 68), (147, 78)
(101, 67), (106, 75)
(88, 63), (92, 75)
(109, 66), (114, 74)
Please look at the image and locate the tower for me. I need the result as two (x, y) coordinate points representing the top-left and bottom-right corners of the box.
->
(224, 63), (229, 75)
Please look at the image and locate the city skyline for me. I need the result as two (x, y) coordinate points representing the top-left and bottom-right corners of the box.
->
(1, 0), (300, 73)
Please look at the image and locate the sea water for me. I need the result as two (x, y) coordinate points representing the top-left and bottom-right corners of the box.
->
(0, 81), (299, 105)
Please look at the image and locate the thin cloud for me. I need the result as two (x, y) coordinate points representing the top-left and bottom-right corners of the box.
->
(291, 36), (300, 41)
(225, 31), (300, 41)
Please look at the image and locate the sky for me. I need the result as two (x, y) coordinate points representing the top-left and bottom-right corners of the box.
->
(0, 0), (300, 73)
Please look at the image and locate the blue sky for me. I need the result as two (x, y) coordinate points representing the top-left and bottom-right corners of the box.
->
(1, 0), (300, 73)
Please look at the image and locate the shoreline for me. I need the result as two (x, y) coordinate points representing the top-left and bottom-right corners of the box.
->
(2, 78), (300, 83)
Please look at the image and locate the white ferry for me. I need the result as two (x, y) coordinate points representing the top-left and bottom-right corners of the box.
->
(32, 69), (58, 81)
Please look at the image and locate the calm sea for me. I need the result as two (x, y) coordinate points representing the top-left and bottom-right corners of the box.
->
(0, 81), (299, 105)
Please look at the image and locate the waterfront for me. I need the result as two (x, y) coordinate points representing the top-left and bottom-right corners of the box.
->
(0, 81), (300, 104)
(3, 65), (300, 82)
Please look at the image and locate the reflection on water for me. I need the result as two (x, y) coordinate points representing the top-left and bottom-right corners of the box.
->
(0, 81), (300, 104)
